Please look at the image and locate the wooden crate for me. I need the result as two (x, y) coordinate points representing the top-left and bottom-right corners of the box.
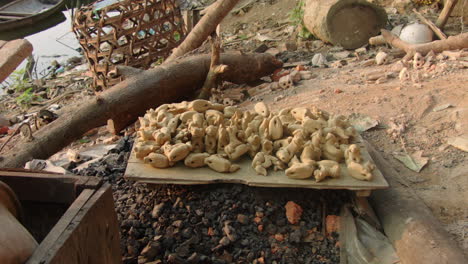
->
(0, 169), (122, 264)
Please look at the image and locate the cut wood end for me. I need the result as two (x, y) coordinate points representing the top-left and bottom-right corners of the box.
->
(214, 64), (228, 74)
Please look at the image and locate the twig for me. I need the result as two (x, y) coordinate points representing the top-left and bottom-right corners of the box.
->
(197, 32), (228, 99)
(26, 90), (80, 114)
(381, 29), (468, 60)
(0, 123), (31, 153)
(436, 0), (459, 30)
(413, 8), (447, 40)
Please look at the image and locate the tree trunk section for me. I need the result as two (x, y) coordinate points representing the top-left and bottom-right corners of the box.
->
(303, 0), (387, 49)
(0, 53), (282, 168)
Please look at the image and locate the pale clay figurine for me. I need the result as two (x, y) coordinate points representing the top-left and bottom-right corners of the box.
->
(205, 155), (240, 173)
(135, 101), (373, 181)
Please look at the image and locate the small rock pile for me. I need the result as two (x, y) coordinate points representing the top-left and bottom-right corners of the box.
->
(75, 137), (348, 264)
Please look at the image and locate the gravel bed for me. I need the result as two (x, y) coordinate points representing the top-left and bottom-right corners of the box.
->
(75, 137), (348, 264)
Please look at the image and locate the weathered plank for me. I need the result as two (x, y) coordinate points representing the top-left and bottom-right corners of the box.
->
(125, 138), (389, 191)
(0, 170), (101, 204)
(0, 39), (33, 82)
(26, 184), (121, 264)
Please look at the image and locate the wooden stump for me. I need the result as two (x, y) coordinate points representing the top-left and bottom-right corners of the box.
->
(303, 0), (387, 49)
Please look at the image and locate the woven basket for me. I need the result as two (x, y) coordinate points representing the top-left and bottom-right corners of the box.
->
(73, 0), (185, 91)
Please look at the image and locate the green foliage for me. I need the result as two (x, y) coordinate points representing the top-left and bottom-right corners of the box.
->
(9, 68), (31, 93)
(78, 138), (91, 144)
(174, 32), (181, 42)
(15, 88), (39, 108)
(288, 0), (313, 39)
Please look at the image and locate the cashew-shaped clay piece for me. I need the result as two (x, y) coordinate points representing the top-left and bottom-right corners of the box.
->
(254, 102), (270, 117)
(287, 123), (303, 134)
(205, 125), (218, 154)
(261, 139), (273, 155)
(247, 134), (261, 157)
(241, 111), (254, 131)
(169, 101), (189, 114)
(138, 128), (155, 141)
(223, 106), (238, 118)
(190, 126), (205, 153)
(302, 117), (324, 135)
(209, 103), (225, 111)
(180, 111), (198, 123)
(276, 130), (303, 163)
(205, 110), (224, 126)
(347, 161), (374, 181)
(274, 137), (292, 152)
(269, 116), (283, 140)
(153, 127), (171, 145)
(184, 153), (210, 168)
(164, 142), (192, 162)
(314, 160), (340, 182)
(311, 129), (324, 148)
(252, 152), (269, 176)
(291, 107), (313, 121)
(301, 142), (321, 163)
(322, 133), (344, 162)
(189, 99), (212, 112)
(188, 113), (205, 128)
(259, 117), (270, 139)
(205, 155), (240, 173)
(217, 125), (229, 154)
(225, 126), (249, 160)
(344, 144), (362, 164)
(285, 156), (315, 179)
(229, 110), (243, 128)
(139, 117), (150, 128)
(144, 153), (171, 168)
(135, 141), (160, 159)
(278, 108), (296, 125)
(166, 115), (180, 134)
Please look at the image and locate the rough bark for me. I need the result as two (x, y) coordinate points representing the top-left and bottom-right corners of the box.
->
(303, 0), (387, 49)
(365, 141), (467, 264)
(0, 53), (282, 168)
(381, 29), (468, 59)
(166, 0), (240, 62)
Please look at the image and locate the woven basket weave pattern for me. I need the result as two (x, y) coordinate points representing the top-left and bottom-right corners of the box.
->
(73, 0), (185, 90)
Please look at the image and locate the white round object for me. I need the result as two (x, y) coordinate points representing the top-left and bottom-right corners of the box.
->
(399, 23), (433, 44)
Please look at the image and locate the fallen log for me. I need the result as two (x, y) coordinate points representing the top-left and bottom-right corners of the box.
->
(381, 29), (468, 59)
(0, 53), (282, 168)
(166, 0), (240, 61)
(303, 0), (387, 49)
(365, 141), (467, 264)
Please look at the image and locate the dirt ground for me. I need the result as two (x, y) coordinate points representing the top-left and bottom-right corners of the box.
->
(220, 0), (468, 253)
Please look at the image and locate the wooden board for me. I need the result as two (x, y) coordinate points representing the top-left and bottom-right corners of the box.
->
(25, 184), (122, 264)
(125, 138), (389, 191)
(0, 170), (101, 204)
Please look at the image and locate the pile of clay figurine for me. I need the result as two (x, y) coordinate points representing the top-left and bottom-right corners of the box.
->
(134, 99), (375, 182)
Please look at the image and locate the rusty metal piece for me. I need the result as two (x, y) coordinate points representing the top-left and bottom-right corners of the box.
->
(73, 0), (186, 91)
